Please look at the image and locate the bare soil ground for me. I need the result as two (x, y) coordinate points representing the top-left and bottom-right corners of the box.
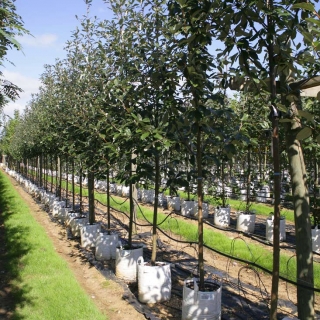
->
(1, 171), (320, 319)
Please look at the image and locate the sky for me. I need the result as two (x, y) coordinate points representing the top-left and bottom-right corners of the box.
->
(3, 0), (114, 118)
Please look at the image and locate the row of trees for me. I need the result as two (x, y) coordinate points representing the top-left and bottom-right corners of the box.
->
(1, 0), (320, 319)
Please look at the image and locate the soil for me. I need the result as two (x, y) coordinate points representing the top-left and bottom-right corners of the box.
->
(1, 171), (320, 320)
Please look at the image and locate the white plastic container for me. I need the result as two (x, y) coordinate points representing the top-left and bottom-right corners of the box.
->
(182, 278), (222, 320)
(166, 196), (181, 211)
(214, 207), (230, 227)
(115, 244), (143, 282)
(236, 212), (256, 233)
(181, 200), (196, 216)
(95, 232), (119, 260)
(137, 256), (171, 303)
(80, 223), (101, 248)
(70, 216), (89, 237)
(266, 216), (286, 242)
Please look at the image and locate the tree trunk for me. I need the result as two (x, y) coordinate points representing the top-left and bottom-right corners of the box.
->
(128, 152), (137, 248)
(72, 160), (75, 210)
(80, 166), (83, 215)
(59, 156), (62, 200)
(106, 168), (111, 232)
(197, 124), (204, 290)
(65, 156), (69, 207)
(88, 170), (95, 225)
(151, 154), (160, 265)
(286, 93), (314, 320)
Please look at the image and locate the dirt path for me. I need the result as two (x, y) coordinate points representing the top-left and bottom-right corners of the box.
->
(1, 172), (146, 320)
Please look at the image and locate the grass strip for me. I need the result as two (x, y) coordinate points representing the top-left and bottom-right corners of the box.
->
(0, 171), (107, 320)
(93, 190), (320, 289)
(50, 179), (317, 288)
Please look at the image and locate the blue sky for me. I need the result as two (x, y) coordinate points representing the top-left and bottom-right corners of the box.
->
(3, 0), (113, 118)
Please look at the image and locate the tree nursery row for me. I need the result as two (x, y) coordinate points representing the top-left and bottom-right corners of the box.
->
(1, 0), (320, 319)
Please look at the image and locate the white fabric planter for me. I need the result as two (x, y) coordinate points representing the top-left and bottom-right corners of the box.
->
(257, 185), (270, 203)
(266, 216), (286, 242)
(148, 190), (155, 204)
(80, 223), (101, 248)
(70, 216), (89, 237)
(151, 193), (165, 207)
(141, 189), (152, 203)
(137, 188), (142, 200)
(312, 227), (320, 253)
(239, 189), (247, 201)
(166, 196), (181, 211)
(202, 202), (209, 218)
(122, 186), (130, 197)
(59, 207), (73, 224)
(95, 233), (119, 260)
(236, 212), (256, 233)
(116, 184), (122, 196)
(181, 200), (196, 216)
(115, 245), (143, 282)
(137, 256), (171, 303)
(49, 197), (60, 211)
(182, 278), (222, 320)
(214, 207), (230, 227)
(52, 201), (65, 218)
(65, 211), (80, 227)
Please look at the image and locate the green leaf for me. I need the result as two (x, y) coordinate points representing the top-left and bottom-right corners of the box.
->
(296, 127), (312, 140)
(305, 17), (320, 28)
(279, 118), (293, 123)
(316, 135), (320, 144)
(291, 3), (315, 11)
(141, 132), (150, 140)
(298, 110), (314, 122)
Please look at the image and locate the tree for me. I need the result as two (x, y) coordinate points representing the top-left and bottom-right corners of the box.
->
(0, 0), (30, 109)
(211, 0), (319, 318)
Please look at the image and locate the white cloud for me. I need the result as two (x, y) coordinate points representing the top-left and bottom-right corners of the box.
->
(2, 70), (40, 117)
(17, 33), (58, 48)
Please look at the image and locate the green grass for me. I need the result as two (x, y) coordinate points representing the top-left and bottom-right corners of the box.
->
(0, 172), (108, 320)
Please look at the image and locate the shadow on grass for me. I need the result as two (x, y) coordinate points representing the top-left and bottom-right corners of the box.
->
(0, 174), (34, 320)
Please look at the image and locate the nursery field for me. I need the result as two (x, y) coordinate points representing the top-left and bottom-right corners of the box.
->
(2, 168), (320, 319)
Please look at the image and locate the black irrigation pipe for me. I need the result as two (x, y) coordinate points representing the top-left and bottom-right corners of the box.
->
(109, 202), (320, 293)
(53, 182), (320, 293)
(204, 218), (304, 253)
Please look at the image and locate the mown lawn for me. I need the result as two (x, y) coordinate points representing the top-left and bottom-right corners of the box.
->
(0, 171), (107, 320)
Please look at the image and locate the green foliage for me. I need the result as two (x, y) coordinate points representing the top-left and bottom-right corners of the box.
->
(0, 0), (30, 108)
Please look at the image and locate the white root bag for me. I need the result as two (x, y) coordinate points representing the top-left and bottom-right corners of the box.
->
(115, 244), (143, 282)
(182, 278), (222, 320)
(137, 256), (172, 303)
(95, 233), (118, 260)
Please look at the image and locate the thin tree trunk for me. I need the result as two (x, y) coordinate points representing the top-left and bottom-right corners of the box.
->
(65, 156), (69, 207)
(59, 156), (62, 200)
(72, 160), (75, 211)
(107, 168), (110, 232)
(55, 156), (58, 197)
(80, 166), (83, 215)
(88, 170), (95, 225)
(266, 0), (282, 315)
(197, 124), (204, 290)
(151, 154), (160, 265)
(286, 92), (314, 320)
